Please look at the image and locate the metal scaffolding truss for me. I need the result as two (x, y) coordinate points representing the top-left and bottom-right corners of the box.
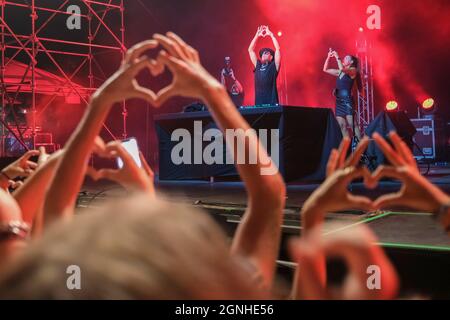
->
(356, 37), (375, 132)
(0, 0), (127, 156)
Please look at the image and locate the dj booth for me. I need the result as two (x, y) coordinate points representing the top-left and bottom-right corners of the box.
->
(155, 106), (342, 182)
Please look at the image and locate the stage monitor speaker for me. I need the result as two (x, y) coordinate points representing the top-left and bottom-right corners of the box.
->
(365, 111), (417, 169)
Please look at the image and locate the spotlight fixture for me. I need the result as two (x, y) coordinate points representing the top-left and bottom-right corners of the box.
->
(386, 100), (399, 111)
(422, 98), (435, 110)
(419, 98), (437, 117)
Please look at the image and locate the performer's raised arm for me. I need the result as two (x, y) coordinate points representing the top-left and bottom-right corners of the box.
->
(334, 51), (344, 72)
(323, 49), (340, 76)
(265, 27), (281, 71)
(248, 26), (264, 68)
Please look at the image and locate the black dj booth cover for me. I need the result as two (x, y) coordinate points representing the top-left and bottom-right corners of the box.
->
(155, 106), (342, 183)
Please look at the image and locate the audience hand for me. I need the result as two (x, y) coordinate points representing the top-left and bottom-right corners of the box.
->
(8, 181), (24, 193)
(152, 32), (222, 106)
(372, 132), (450, 213)
(290, 223), (399, 300)
(93, 40), (159, 106)
(37, 147), (51, 167)
(89, 140), (155, 196)
(302, 137), (374, 231)
(1, 150), (39, 181)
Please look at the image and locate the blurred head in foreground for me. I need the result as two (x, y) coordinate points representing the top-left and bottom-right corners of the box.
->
(0, 194), (267, 299)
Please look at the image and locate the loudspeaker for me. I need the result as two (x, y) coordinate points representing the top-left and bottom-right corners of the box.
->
(365, 111), (417, 168)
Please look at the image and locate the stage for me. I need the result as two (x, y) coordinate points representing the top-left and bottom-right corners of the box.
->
(78, 164), (450, 298)
(155, 106), (342, 182)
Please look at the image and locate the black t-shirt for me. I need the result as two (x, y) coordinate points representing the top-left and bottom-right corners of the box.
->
(254, 60), (279, 106)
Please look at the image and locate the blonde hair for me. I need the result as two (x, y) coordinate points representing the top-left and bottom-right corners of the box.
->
(0, 194), (268, 299)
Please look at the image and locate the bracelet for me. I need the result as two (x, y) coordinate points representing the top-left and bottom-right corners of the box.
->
(0, 221), (30, 241)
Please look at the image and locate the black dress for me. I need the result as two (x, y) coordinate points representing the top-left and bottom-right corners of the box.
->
(254, 60), (279, 106)
(335, 72), (355, 117)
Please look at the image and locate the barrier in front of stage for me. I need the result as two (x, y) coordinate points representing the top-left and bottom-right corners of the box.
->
(155, 106), (343, 183)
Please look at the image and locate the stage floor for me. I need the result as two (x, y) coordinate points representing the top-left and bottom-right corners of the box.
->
(78, 164), (450, 298)
(79, 164), (450, 248)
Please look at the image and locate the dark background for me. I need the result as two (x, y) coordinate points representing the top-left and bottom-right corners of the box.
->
(3, 0), (449, 167)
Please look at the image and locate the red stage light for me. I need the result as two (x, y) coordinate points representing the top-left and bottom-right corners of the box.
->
(422, 98), (435, 110)
(359, 27), (364, 32)
(386, 100), (399, 111)
(277, 31), (282, 37)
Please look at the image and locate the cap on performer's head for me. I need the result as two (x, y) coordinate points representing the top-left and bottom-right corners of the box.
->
(259, 48), (275, 58)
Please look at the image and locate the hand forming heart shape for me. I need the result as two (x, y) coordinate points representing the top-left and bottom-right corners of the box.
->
(304, 131), (449, 228)
(289, 222), (399, 300)
(92, 33), (222, 110)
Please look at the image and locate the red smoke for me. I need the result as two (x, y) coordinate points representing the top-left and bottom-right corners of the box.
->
(248, 0), (449, 112)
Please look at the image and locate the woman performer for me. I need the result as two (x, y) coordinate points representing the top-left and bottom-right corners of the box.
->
(323, 49), (362, 139)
